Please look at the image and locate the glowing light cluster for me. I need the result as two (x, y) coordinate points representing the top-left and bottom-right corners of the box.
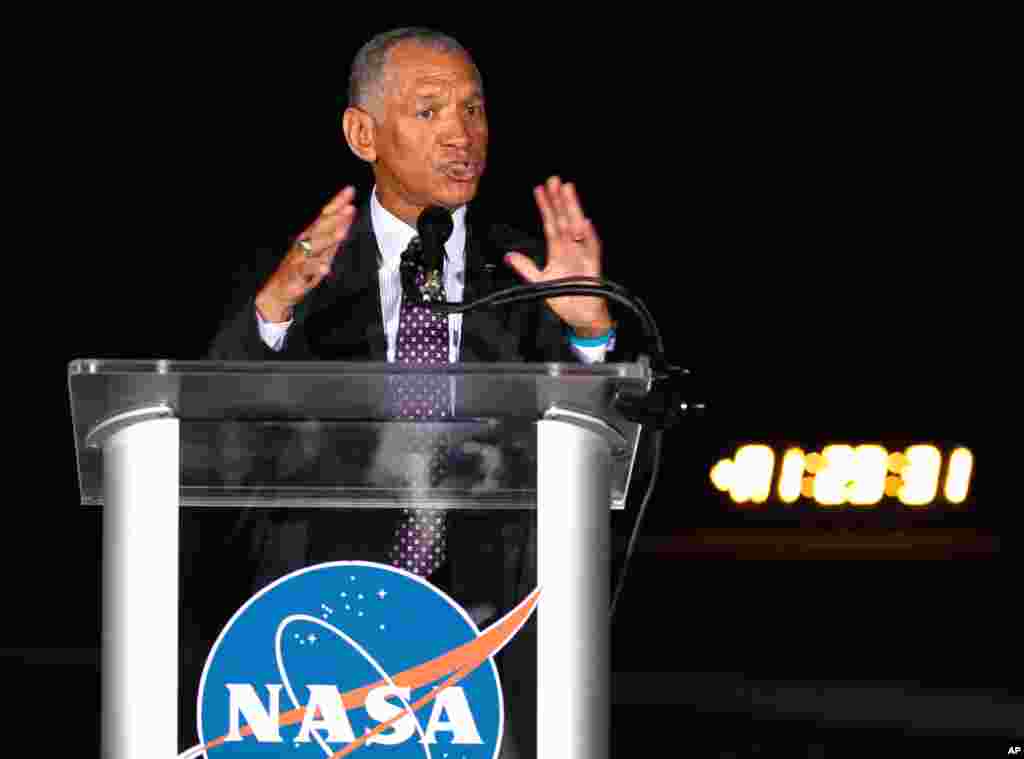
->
(711, 444), (973, 507)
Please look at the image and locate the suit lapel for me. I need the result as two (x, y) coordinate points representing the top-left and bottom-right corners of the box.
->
(460, 213), (523, 362)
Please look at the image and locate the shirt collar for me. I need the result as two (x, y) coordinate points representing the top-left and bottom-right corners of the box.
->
(371, 186), (467, 272)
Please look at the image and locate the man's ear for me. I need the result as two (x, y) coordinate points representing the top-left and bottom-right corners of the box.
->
(342, 107), (377, 163)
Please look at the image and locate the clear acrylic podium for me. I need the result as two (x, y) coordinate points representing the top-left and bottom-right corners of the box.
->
(69, 359), (649, 758)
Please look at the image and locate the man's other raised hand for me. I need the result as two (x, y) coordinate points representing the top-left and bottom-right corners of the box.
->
(504, 177), (613, 338)
(255, 186), (358, 323)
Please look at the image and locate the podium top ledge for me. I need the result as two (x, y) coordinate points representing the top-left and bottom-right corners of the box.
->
(68, 359), (650, 380)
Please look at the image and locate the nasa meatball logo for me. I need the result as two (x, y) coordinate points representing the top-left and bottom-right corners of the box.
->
(181, 562), (539, 758)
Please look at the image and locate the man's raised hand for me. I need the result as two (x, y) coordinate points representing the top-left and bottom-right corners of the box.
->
(503, 177), (613, 338)
(255, 186), (358, 322)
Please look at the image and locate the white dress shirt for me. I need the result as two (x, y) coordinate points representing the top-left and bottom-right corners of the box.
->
(258, 187), (609, 363)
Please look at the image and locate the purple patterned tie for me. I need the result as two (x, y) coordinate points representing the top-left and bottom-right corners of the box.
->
(389, 236), (450, 577)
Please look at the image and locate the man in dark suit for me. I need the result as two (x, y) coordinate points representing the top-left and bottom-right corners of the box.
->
(203, 24), (616, 589)
(187, 27), (619, 757)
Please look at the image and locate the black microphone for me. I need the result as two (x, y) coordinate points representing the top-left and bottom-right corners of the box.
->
(416, 206), (454, 273)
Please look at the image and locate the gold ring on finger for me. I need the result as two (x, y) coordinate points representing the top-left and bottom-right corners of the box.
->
(296, 237), (314, 257)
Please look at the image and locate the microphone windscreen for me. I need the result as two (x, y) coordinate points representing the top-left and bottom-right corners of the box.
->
(417, 206), (454, 270)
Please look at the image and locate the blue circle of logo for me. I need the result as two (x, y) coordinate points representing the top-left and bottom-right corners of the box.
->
(194, 562), (504, 758)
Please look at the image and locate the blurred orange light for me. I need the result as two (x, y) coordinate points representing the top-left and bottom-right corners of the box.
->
(898, 445), (941, 506)
(849, 445), (887, 506)
(711, 443), (972, 509)
(805, 453), (825, 474)
(814, 445), (854, 506)
(944, 448), (973, 504)
(887, 452), (907, 474)
(710, 459), (733, 493)
(778, 448), (805, 504)
(731, 445), (775, 504)
(885, 475), (902, 497)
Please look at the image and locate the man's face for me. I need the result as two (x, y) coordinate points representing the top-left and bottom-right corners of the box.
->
(370, 42), (488, 221)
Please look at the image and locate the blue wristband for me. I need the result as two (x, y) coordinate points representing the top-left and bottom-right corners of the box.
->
(567, 327), (615, 348)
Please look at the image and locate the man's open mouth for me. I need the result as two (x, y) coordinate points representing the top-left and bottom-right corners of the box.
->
(441, 161), (481, 181)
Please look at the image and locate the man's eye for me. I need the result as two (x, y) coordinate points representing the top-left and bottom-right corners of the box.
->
(417, 108), (435, 119)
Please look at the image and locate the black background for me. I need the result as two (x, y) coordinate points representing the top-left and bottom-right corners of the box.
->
(14, 10), (1014, 757)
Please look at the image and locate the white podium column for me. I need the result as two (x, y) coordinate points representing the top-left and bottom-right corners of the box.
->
(101, 416), (180, 758)
(536, 418), (611, 759)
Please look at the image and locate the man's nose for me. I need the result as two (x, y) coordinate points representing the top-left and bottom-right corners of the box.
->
(440, 111), (473, 147)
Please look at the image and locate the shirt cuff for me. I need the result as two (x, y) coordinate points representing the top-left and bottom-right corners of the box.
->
(256, 305), (293, 352)
(567, 328), (615, 364)
(569, 341), (609, 364)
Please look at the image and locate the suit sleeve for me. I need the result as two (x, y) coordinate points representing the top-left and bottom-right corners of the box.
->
(531, 300), (579, 362)
(204, 248), (313, 361)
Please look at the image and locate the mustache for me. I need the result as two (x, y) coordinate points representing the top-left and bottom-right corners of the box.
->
(436, 156), (485, 167)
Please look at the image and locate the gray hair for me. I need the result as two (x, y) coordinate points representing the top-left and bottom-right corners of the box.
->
(348, 27), (482, 118)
